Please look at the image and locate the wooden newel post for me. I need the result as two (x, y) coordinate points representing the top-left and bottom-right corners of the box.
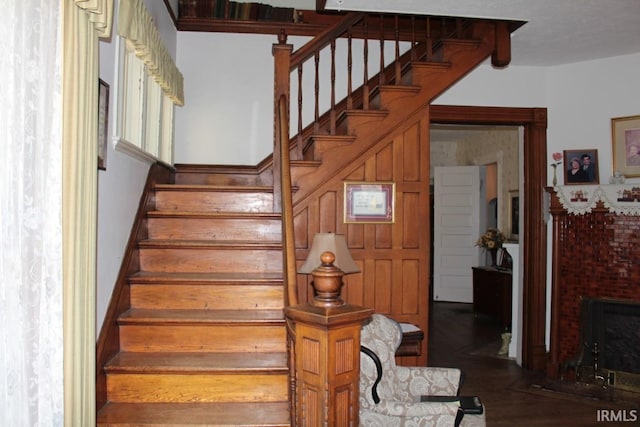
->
(285, 251), (372, 426)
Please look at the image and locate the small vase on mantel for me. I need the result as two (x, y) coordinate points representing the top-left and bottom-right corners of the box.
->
(552, 164), (558, 186)
(489, 248), (498, 267)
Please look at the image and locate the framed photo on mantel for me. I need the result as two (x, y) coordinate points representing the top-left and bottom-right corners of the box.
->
(563, 149), (599, 185)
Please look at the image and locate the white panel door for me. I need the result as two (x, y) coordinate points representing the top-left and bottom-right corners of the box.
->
(433, 166), (486, 303)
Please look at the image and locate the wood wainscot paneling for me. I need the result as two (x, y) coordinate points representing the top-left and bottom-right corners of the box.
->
(294, 117), (430, 365)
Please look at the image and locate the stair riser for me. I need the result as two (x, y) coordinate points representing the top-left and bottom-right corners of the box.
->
(174, 172), (265, 186)
(147, 217), (282, 241)
(440, 39), (481, 62)
(155, 191), (274, 213)
(119, 325), (287, 353)
(139, 248), (283, 273)
(106, 373), (288, 403)
(291, 165), (320, 182)
(130, 284), (284, 310)
(304, 140), (351, 161)
(337, 113), (386, 136)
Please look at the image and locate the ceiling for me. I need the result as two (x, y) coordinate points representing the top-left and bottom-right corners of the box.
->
(316, 0), (640, 67)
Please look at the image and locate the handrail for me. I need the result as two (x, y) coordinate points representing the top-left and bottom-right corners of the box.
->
(277, 94), (298, 308)
(290, 12), (364, 71)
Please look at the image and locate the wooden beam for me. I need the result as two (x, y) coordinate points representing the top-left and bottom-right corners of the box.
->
(492, 21), (511, 67)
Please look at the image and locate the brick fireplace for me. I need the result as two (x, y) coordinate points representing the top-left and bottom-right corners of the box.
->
(548, 188), (640, 391)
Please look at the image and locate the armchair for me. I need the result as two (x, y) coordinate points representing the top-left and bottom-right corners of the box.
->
(360, 314), (486, 427)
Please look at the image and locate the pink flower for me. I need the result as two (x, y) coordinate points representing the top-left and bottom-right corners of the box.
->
(551, 152), (562, 166)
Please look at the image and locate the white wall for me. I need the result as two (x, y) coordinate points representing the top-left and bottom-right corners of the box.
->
(97, 0), (178, 331)
(175, 32), (403, 165)
(174, 32), (281, 165)
(436, 54), (640, 186)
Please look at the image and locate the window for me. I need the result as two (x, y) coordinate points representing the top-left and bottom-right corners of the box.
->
(114, 0), (183, 165)
(116, 43), (175, 164)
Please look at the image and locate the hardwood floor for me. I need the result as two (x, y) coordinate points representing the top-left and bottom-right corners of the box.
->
(428, 302), (639, 427)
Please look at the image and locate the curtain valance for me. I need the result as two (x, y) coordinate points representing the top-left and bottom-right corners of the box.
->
(118, 0), (184, 105)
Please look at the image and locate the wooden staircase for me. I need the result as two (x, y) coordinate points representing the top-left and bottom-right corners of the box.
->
(97, 13), (517, 426)
(97, 175), (291, 426)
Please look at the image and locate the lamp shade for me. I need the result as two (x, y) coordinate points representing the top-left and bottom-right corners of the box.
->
(298, 233), (360, 274)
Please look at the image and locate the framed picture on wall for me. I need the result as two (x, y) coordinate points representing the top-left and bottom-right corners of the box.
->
(98, 79), (109, 171)
(508, 189), (519, 241)
(344, 182), (395, 223)
(611, 115), (640, 177)
(563, 149), (599, 185)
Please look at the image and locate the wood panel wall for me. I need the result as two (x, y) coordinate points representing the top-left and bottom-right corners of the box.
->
(293, 115), (430, 365)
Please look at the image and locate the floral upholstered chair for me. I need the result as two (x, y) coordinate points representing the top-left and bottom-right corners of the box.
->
(359, 314), (486, 427)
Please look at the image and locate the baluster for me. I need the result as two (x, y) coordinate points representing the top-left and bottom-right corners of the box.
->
(347, 25), (353, 110)
(379, 14), (385, 85)
(297, 64), (303, 159)
(362, 16), (370, 109)
(394, 15), (401, 84)
(410, 16), (416, 61)
(314, 51), (320, 134)
(425, 17), (432, 61)
(330, 39), (336, 135)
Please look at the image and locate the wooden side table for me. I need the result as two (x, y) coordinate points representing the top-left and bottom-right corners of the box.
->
(397, 323), (424, 357)
(471, 266), (513, 329)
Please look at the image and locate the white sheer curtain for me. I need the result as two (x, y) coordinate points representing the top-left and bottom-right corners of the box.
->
(0, 1), (64, 425)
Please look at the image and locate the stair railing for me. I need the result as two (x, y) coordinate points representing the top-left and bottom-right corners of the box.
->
(273, 13), (473, 164)
(273, 11), (476, 313)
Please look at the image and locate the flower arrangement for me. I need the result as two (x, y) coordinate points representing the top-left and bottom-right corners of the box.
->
(476, 227), (506, 250)
(550, 152), (563, 185)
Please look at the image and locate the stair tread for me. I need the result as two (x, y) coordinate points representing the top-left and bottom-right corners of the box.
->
(106, 351), (288, 373)
(120, 308), (286, 324)
(147, 211), (281, 219)
(374, 84), (421, 92)
(130, 271), (284, 284)
(138, 240), (283, 249)
(339, 108), (388, 117)
(155, 184), (274, 193)
(410, 60), (452, 69)
(97, 402), (290, 426)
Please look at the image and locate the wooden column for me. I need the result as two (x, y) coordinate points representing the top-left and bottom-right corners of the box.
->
(285, 252), (372, 426)
(546, 187), (565, 378)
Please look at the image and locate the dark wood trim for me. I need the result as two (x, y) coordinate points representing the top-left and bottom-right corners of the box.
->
(162, 0), (178, 28)
(545, 187), (565, 378)
(95, 162), (174, 411)
(430, 104), (548, 371)
(177, 10), (524, 42)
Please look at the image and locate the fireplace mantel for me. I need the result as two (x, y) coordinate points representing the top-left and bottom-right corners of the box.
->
(546, 188), (640, 379)
(553, 184), (640, 215)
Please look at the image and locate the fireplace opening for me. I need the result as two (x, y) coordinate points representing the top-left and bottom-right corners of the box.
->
(565, 297), (640, 394)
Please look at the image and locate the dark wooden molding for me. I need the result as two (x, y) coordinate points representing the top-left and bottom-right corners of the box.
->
(162, 0), (178, 28)
(430, 104), (548, 371)
(95, 162), (174, 411)
(176, 9), (524, 42)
